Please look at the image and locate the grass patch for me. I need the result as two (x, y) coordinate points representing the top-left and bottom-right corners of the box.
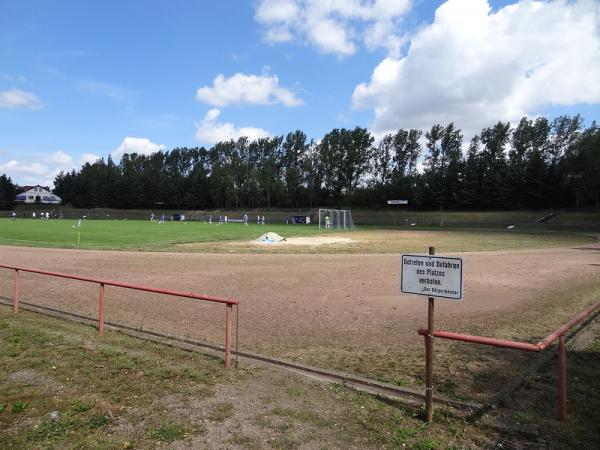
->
(147, 422), (191, 442)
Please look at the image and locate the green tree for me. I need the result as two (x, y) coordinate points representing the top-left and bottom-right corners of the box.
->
(0, 174), (16, 210)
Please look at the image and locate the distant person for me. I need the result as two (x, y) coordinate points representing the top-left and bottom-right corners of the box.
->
(11, 211), (16, 220)
(257, 215), (261, 225)
(224, 215), (228, 224)
(32, 212), (36, 219)
(150, 212), (155, 222)
(243, 213), (248, 226)
(218, 215), (223, 225)
(261, 215), (265, 225)
(45, 212), (50, 220)
(208, 214), (212, 224)
(325, 214), (331, 229)
(159, 214), (165, 224)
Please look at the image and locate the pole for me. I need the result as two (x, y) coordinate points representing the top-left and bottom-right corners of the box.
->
(558, 335), (567, 421)
(98, 283), (105, 336)
(225, 304), (233, 368)
(13, 269), (19, 314)
(425, 246), (435, 423)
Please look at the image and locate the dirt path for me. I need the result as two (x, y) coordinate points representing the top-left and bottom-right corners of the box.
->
(1, 244), (599, 379)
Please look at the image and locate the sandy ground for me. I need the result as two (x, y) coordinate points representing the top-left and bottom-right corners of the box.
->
(251, 236), (356, 246)
(1, 243), (599, 373)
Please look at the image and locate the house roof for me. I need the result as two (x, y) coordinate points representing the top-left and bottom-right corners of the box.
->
(17, 185), (52, 194)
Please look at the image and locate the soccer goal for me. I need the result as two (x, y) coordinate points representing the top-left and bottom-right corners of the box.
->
(318, 209), (354, 231)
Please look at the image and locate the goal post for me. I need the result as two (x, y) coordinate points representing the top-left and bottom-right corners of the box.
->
(318, 208), (354, 231)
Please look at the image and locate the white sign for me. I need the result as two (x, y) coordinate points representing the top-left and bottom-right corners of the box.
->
(401, 254), (463, 300)
(387, 200), (408, 205)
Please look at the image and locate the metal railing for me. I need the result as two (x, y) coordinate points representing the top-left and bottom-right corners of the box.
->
(0, 264), (239, 368)
(418, 300), (600, 421)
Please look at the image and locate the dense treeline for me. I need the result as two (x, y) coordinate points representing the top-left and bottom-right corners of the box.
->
(0, 174), (17, 210)
(51, 115), (599, 210)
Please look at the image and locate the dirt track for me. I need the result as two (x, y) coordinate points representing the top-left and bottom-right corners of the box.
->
(1, 243), (599, 380)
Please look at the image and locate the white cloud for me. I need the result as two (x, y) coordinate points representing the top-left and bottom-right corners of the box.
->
(78, 80), (134, 102)
(0, 160), (48, 176)
(46, 150), (74, 165)
(352, 0), (600, 139)
(0, 89), (43, 110)
(1, 151), (99, 188)
(196, 72), (303, 107)
(79, 153), (100, 165)
(254, 0), (411, 56)
(195, 109), (270, 144)
(111, 137), (165, 159)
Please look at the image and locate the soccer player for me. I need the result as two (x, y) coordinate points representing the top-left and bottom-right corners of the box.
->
(325, 214), (331, 229)
(243, 213), (248, 226)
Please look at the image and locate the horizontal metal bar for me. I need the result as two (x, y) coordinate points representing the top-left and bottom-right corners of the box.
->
(538, 301), (600, 349)
(0, 264), (238, 305)
(418, 329), (541, 351)
(417, 300), (600, 352)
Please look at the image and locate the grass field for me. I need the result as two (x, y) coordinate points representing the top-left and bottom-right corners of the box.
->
(0, 218), (595, 253)
(2, 308), (599, 449)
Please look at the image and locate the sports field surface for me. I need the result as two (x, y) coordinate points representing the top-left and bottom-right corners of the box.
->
(1, 239), (599, 402)
(0, 217), (595, 253)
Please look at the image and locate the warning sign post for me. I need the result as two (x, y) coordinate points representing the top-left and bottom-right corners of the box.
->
(400, 247), (464, 423)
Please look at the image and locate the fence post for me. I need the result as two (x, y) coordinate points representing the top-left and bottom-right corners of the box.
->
(98, 283), (105, 336)
(13, 269), (19, 314)
(558, 335), (567, 421)
(225, 304), (233, 368)
(425, 246), (435, 423)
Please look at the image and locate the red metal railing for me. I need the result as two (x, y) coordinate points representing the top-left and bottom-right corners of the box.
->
(418, 300), (600, 421)
(1, 264), (239, 368)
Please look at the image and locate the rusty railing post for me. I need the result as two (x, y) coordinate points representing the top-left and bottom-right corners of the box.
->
(558, 335), (567, 421)
(98, 283), (105, 336)
(13, 269), (19, 314)
(225, 304), (233, 368)
(425, 246), (435, 423)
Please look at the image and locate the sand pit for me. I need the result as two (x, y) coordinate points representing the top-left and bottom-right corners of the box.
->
(253, 233), (356, 246)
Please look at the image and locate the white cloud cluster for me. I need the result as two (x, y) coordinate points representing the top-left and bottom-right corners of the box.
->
(111, 137), (166, 159)
(196, 72), (303, 107)
(352, 0), (600, 138)
(195, 109), (270, 144)
(0, 89), (43, 110)
(255, 0), (411, 56)
(0, 152), (100, 188)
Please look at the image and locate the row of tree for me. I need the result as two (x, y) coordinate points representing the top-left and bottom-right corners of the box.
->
(2, 115), (598, 211)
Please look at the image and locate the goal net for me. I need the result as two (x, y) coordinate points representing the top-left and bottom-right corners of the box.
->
(318, 209), (354, 231)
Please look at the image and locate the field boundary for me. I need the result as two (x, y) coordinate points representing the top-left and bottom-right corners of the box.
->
(3, 292), (600, 424)
(0, 297), (479, 413)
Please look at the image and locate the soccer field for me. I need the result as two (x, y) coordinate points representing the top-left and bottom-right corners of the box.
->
(0, 218), (323, 250)
(0, 217), (595, 252)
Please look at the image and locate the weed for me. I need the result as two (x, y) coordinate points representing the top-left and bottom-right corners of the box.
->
(0, 404), (5, 413)
(391, 425), (417, 445)
(89, 414), (109, 428)
(11, 400), (28, 413)
(70, 400), (93, 414)
(208, 402), (234, 422)
(272, 433), (299, 449)
(147, 422), (187, 442)
(414, 437), (441, 450)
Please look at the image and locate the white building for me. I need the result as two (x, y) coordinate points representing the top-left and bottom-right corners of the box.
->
(15, 185), (62, 205)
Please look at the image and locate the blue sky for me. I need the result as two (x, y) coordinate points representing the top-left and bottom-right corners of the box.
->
(1, 0), (599, 186)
